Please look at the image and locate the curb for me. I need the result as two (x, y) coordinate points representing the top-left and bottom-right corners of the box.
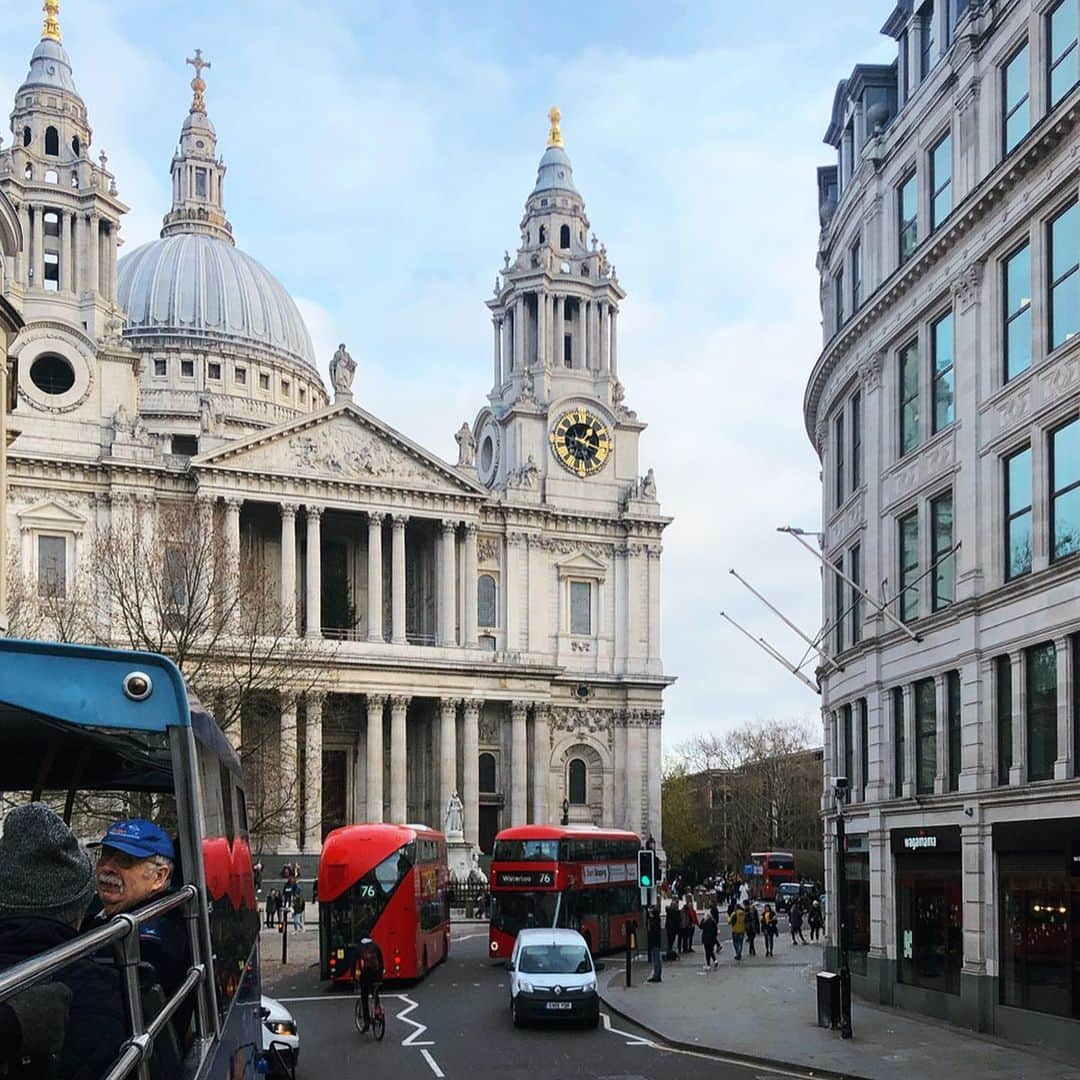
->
(597, 989), (873, 1080)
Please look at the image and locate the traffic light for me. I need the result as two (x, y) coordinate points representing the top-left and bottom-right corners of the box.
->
(637, 849), (656, 889)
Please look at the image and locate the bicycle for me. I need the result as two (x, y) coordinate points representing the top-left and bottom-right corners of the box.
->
(353, 981), (386, 1041)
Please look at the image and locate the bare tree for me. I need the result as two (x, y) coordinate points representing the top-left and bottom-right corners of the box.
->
(660, 757), (713, 869)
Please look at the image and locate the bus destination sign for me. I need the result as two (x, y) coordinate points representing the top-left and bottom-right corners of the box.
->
(494, 869), (554, 887)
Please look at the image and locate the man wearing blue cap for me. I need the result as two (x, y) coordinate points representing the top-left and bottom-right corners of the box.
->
(87, 818), (193, 1044)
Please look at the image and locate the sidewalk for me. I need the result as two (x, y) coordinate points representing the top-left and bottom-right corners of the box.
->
(599, 942), (1080, 1080)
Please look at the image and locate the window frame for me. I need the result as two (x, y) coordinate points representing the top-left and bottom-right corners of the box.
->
(1004, 445), (1033, 579)
(899, 338), (921, 457)
(851, 390), (863, 490)
(899, 510), (920, 622)
(898, 170), (919, 265)
(1050, 417), (1080, 563)
(850, 543), (862, 646)
(931, 310), (955, 433)
(929, 131), (952, 232)
(1048, 0), (1079, 109)
(851, 238), (862, 312)
(1002, 41), (1031, 155)
(834, 410), (845, 509)
(1003, 242), (1032, 382)
(36, 534), (67, 599)
(569, 579), (592, 637)
(477, 572), (498, 629)
(946, 670), (961, 791)
(834, 558), (846, 654)
(894, 687), (906, 797)
(1025, 641), (1058, 782)
(930, 490), (954, 611)
(1047, 200), (1078, 353)
(835, 269), (845, 331)
(914, 676), (936, 795)
(996, 655), (1013, 785)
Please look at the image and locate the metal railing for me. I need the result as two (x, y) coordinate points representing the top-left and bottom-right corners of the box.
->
(0, 884), (206, 1080)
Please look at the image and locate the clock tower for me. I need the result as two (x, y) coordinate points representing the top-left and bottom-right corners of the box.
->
(473, 108), (646, 513)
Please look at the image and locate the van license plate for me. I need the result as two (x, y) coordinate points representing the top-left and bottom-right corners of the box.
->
(546, 1002), (573, 1010)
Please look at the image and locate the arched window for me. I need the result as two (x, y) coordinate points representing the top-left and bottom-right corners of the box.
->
(478, 574), (497, 628)
(23, 163), (32, 181)
(538, 225), (547, 244)
(559, 224), (571, 249)
(479, 752), (496, 793)
(569, 759), (587, 804)
(71, 135), (80, 156)
(44, 126), (59, 156)
(22, 126), (31, 147)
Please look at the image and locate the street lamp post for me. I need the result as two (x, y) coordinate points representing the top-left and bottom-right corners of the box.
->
(834, 777), (852, 1039)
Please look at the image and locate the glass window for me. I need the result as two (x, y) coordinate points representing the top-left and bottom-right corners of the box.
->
(180, 358), (194, 378)
(835, 561), (845, 653)
(842, 703), (854, 791)
(569, 758), (587, 804)
(1074, 634), (1080, 779)
(492, 839), (558, 862)
(164, 545), (188, 608)
(931, 492), (954, 610)
(930, 133), (952, 230)
(43, 251), (59, 291)
(915, 677), (936, 794)
(195, 168), (207, 197)
(932, 311), (954, 432)
(850, 543), (862, 646)
(899, 340), (920, 456)
(154, 357), (167, 377)
(490, 892), (558, 937)
(1004, 244), (1032, 381)
(919, 1), (935, 79)
(851, 391), (863, 489)
(852, 239), (862, 311)
(899, 172), (919, 263)
(1003, 44), (1031, 154)
(859, 698), (869, 801)
(997, 655), (1013, 785)
(900, 512), (920, 622)
(259, 372), (271, 390)
(478, 574), (497, 628)
(1049, 0), (1079, 108)
(846, 850), (870, 974)
(235, 366), (247, 385)
(37, 535), (66, 598)
(519, 944), (592, 975)
(1049, 201), (1079, 351)
(208, 362), (221, 380)
(570, 581), (591, 635)
(1005, 447), (1033, 578)
(1000, 863), (1079, 1018)
(1026, 642), (1058, 781)
(478, 752), (496, 793)
(947, 670), (961, 791)
(835, 270), (845, 331)
(835, 411), (845, 509)
(894, 688), (906, 796)
(1051, 419), (1080, 561)
(897, 864), (962, 994)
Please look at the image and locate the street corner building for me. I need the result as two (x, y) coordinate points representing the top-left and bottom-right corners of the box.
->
(0, 12), (672, 858)
(807, 0), (1080, 1059)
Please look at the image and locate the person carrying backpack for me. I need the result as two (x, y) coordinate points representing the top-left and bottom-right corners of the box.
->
(727, 902), (747, 961)
(292, 888), (306, 932)
(744, 901), (760, 956)
(353, 937), (384, 1033)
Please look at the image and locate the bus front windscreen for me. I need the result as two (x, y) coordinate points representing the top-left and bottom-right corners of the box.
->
(327, 842), (416, 947)
(490, 890), (559, 936)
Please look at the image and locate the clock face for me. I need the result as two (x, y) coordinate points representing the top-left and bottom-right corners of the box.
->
(549, 408), (612, 477)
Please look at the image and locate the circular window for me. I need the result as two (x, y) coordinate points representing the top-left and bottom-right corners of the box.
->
(196, 139), (205, 148)
(30, 354), (75, 395)
(480, 435), (494, 474)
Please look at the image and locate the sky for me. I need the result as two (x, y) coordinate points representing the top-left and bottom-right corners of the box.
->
(1, 1), (896, 754)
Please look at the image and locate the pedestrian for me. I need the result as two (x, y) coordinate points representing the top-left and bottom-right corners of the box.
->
(761, 903), (778, 956)
(744, 900), (760, 957)
(253, 860), (263, 892)
(738, 878), (750, 905)
(646, 906), (663, 983)
(700, 910), (719, 971)
(681, 894), (697, 953)
(809, 900), (824, 942)
(664, 897), (680, 960)
(727, 900), (747, 961)
(292, 887), (306, 931)
(265, 888), (278, 928)
(791, 900), (807, 945)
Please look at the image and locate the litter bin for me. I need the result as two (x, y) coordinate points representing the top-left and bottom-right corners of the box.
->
(816, 970), (840, 1029)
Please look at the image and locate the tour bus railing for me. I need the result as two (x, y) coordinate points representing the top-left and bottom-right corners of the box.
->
(0, 883), (205, 1080)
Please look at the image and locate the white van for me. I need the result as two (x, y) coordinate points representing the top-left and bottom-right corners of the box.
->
(507, 928), (600, 1029)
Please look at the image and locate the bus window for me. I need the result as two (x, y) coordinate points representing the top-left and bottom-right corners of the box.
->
(491, 891), (558, 936)
(492, 839), (559, 861)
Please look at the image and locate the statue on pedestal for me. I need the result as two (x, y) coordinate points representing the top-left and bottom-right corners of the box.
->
(444, 791), (464, 837)
(330, 343), (356, 396)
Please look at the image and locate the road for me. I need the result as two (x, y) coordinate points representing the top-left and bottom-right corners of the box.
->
(268, 922), (817, 1080)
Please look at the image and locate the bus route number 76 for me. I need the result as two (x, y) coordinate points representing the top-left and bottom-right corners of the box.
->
(359, 884), (376, 898)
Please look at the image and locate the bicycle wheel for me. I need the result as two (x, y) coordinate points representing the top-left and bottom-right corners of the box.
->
(353, 997), (366, 1034)
(372, 1005), (386, 1041)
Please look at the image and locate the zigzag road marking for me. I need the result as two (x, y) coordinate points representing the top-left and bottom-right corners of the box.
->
(395, 994), (434, 1047)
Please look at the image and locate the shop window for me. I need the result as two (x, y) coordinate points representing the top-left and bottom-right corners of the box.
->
(894, 688), (906, 796)
(947, 671), (961, 791)
(1003, 44), (1030, 154)
(845, 848), (870, 975)
(1048, 0), (1079, 109)
(1005, 447), (1032, 578)
(478, 752), (496, 794)
(568, 759), (587, 804)
(1050, 418), (1080, 561)
(996, 655), (1013, 785)
(37, 535), (67, 598)
(931, 312), (954, 432)
(931, 492), (954, 610)
(478, 573), (497, 628)
(1003, 243), (1032, 381)
(915, 677), (936, 795)
(897, 861), (962, 995)
(1025, 642), (1057, 782)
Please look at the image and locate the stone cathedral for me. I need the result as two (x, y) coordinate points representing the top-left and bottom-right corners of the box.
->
(0, 7), (671, 857)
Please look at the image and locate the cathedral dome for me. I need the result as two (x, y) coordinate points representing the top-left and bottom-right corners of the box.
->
(117, 234), (317, 371)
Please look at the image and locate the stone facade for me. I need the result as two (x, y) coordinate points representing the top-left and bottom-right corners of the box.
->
(807, 0), (1080, 1057)
(1, 25), (671, 855)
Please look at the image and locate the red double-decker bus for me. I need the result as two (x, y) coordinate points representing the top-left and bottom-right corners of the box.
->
(750, 851), (797, 900)
(488, 825), (641, 960)
(318, 823), (449, 983)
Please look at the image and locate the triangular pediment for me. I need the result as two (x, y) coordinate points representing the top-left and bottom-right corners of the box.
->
(17, 498), (88, 531)
(192, 402), (486, 496)
(556, 550), (607, 575)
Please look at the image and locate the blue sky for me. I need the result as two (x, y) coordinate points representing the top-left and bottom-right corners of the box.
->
(1, 1), (896, 752)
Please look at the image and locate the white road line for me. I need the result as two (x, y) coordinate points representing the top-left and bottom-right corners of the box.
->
(395, 994), (434, 1047)
(275, 992), (408, 1004)
(420, 1048), (445, 1077)
(601, 1011), (654, 1046)
(451, 932), (488, 942)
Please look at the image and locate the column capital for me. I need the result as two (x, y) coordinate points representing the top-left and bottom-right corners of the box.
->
(224, 496), (243, 511)
(305, 504), (324, 521)
(510, 700), (529, 720)
(531, 701), (550, 720)
(365, 693), (387, 712)
(280, 502), (298, 520)
(441, 519), (458, 536)
(439, 696), (460, 716)
(305, 690), (326, 709)
(392, 513), (409, 528)
(464, 521), (479, 537)
(195, 491), (215, 508)
(463, 699), (483, 719)
(389, 694), (411, 711)
(368, 509), (386, 526)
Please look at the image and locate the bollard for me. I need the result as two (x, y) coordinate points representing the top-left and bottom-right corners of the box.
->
(280, 915), (288, 964)
(626, 922), (637, 988)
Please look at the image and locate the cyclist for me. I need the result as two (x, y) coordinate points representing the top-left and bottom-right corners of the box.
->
(353, 936), (384, 1033)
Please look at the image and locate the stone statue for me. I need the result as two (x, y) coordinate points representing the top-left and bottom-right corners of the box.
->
(521, 367), (534, 399)
(330, 343), (356, 395)
(445, 791), (464, 837)
(611, 379), (625, 407)
(112, 402), (134, 435)
(455, 422), (477, 468)
(520, 453), (539, 488)
(641, 467), (657, 499)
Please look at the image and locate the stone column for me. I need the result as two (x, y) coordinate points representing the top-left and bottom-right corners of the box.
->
(223, 497), (242, 614)
(531, 704), (549, 825)
(902, 684), (916, 798)
(30, 207), (43, 289)
(439, 520), (457, 646)
(16, 202), (29, 286)
(609, 307), (619, 377)
(582, 300), (593, 370)
(439, 698), (458, 827)
(280, 504), (297, 635)
(502, 313), (513, 374)
(553, 296), (564, 368)
(599, 299), (609, 372)
(391, 515), (407, 644)
(463, 523), (479, 648)
(60, 209), (72, 293)
(367, 511), (384, 642)
(303, 693), (324, 852)
(647, 713), (663, 845)
(625, 713), (643, 836)
(934, 673), (948, 795)
(366, 695), (385, 822)
(1009, 651), (1027, 786)
(389, 695), (409, 823)
(513, 297), (525, 374)
(278, 700), (299, 852)
(87, 212), (99, 295)
(510, 701), (528, 826)
(536, 290), (547, 369)
(305, 505), (322, 639)
(492, 318), (502, 386)
(1055, 637), (1074, 780)
(463, 700), (481, 848)
(852, 699), (865, 802)
(196, 495), (215, 613)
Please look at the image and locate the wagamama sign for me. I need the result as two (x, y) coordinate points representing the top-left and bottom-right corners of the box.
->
(903, 835), (937, 851)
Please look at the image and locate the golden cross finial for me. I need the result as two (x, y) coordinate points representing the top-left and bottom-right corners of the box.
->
(547, 105), (564, 149)
(41, 0), (61, 42)
(186, 48), (211, 113)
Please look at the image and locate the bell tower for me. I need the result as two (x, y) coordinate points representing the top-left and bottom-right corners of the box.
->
(473, 109), (644, 513)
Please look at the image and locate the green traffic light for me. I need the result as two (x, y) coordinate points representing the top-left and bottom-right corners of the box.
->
(641, 875), (651, 887)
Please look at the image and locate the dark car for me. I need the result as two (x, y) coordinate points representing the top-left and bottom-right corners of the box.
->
(775, 883), (814, 912)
